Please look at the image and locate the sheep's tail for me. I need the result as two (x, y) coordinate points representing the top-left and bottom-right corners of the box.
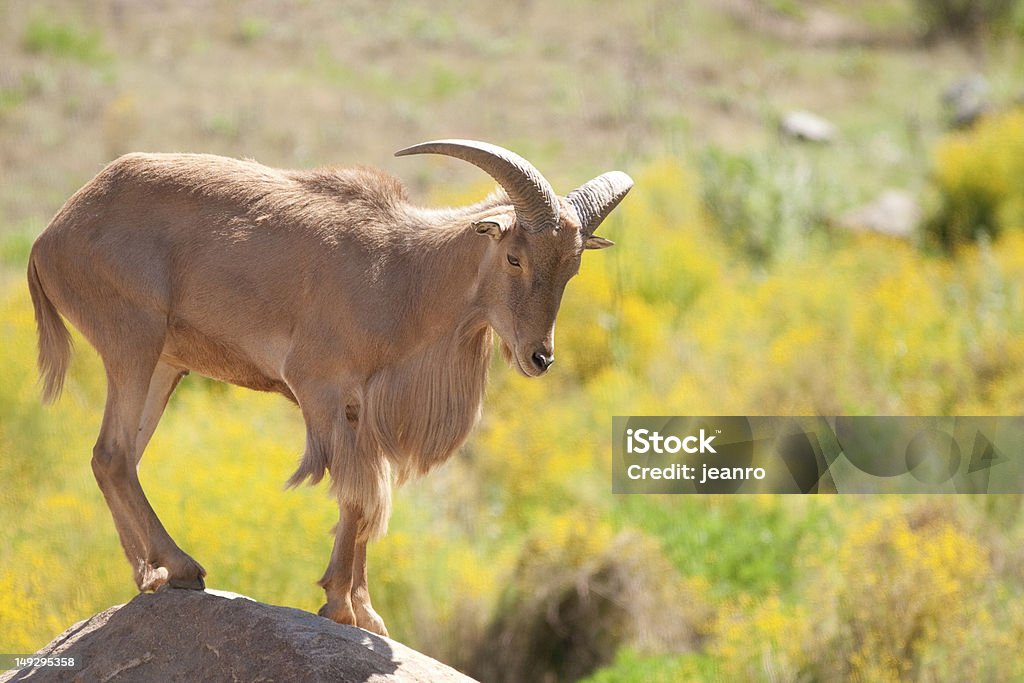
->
(27, 254), (73, 404)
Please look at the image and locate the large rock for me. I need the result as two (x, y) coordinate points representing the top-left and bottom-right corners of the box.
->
(839, 189), (921, 239)
(779, 110), (837, 143)
(1, 590), (476, 683)
(942, 74), (989, 129)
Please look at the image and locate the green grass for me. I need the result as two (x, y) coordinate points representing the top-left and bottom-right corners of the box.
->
(582, 649), (717, 683)
(235, 16), (271, 45)
(0, 226), (36, 268)
(22, 17), (109, 64)
(610, 496), (840, 599)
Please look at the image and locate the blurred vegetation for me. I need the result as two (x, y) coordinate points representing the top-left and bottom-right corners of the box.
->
(700, 147), (834, 264)
(21, 17), (110, 65)
(912, 0), (1024, 41)
(2, 1), (1024, 682)
(712, 500), (1024, 681)
(928, 108), (1024, 249)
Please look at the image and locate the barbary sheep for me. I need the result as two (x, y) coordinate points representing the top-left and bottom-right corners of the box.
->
(28, 139), (632, 636)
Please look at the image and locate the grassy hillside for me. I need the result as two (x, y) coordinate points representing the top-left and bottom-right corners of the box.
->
(3, 1), (1024, 681)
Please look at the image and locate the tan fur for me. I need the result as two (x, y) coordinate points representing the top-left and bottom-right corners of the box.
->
(27, 257), (73, 403)
(29, 150), (615, 633)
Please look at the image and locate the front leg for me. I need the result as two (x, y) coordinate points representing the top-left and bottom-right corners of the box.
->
(319, 505), (389, 637)
(351, 533), (389, 637)
(281, 365), (392, 636)
(318, 503), (359, 627)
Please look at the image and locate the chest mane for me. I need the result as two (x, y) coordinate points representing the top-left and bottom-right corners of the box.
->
(361, 327), (493, 481)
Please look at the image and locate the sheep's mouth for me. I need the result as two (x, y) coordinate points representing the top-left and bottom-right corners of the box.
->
(499, 339), (529, 377)
(511, 345), (545, 378)
(496, 331), (543, 377)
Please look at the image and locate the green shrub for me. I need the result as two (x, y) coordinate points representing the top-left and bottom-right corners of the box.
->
(582, 649), (715, 683)
(711, 501), (1024, 682)
(912, 0), (1022, 39)
(235, 17), (271, 45)
(927, 108), (1024, 249)
(468, 523), (711, 683)
(22, 18), (109, 64)
(700, 147), (831, 264)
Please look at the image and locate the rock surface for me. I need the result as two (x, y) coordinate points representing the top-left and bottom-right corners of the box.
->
(779, 110), (837, 143)
(839, 189), (920, 239)
(1, 589), (476, 683)
(942, 74), (989, 129)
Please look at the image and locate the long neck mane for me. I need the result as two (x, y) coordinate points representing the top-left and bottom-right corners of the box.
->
(393, 192), (506, 329)
(360, 195), (505, 482)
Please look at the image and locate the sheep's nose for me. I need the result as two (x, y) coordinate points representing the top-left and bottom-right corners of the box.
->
(531, 350), (554, 372)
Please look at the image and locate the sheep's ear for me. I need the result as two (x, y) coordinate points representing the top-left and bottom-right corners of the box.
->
(473, 211), (515, 239)
(584, 235), (614, 250)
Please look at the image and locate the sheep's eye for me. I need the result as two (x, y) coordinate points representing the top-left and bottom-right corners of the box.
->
(506, 254), (521, 268)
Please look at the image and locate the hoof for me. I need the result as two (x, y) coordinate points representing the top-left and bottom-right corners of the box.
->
(168, 574), (206, 590)
(138, 565), (170, 592)
(318, 599), (357, 626)
(361, 618), (388, 639)
(353, 602), (389, 638)
(137, 555), (206, 592)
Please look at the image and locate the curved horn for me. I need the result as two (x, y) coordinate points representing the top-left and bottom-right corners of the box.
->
(395, 139), (560, 232)
(566, 171), (634, 235)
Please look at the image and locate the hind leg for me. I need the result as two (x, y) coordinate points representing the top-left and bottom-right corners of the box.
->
(134, 361), (188, 464)
(92, 347), (205, 591)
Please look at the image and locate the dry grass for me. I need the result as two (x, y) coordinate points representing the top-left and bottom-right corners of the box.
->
(1, 0), (1020, 245)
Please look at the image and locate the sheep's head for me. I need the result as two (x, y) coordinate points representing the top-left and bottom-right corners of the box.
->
(396, 139), (632, 377)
